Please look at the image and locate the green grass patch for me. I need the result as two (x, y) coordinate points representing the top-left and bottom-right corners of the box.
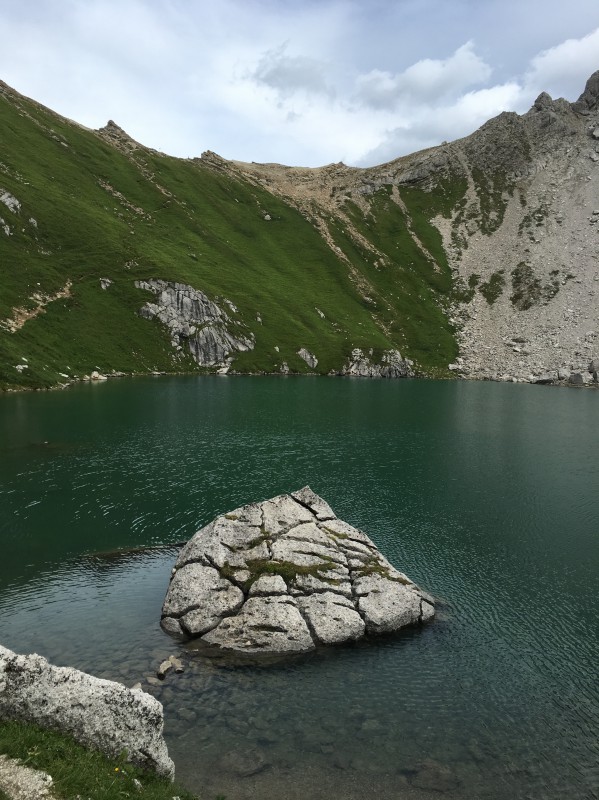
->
(243, 557), (340, 588)
(470, 168), (512, 235)
(479, 270), (506, 305)
(337, 189), (460, 371)
(0, 719), (199, 800)
(352, 555), (411, 584)
(0, 87), (402, 384)
(0, 85), (472, 385)
(510, 262), (562, 310)
(517, 203), (550, 241)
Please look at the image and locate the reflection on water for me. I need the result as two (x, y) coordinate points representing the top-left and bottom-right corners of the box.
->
(0, 376), (598, 800)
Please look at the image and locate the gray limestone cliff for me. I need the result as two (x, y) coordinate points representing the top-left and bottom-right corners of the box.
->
(339, 348), (413, 378)
(136, 279), (254, 371)
(161, 487), (434, 654)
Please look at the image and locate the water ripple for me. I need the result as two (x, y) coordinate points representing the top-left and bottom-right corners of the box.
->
(0, 377), (597, 800)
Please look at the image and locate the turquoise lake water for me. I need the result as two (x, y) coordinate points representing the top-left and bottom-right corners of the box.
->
(0, 376), (597, 799)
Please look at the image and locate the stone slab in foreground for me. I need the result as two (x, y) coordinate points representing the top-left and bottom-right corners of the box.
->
(161, 487), (435, 654)
(0, 645), (174, 779)
(0, 755), (54, 800)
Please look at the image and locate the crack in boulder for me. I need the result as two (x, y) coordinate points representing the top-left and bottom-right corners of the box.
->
(161, 487), (435, 655)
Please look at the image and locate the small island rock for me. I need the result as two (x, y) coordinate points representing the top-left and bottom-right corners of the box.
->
(161, 487), (435, 654)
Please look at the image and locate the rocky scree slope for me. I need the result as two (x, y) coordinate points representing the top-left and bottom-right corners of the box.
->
(221, 71), (599, 386)
(1, 74), (598, 388)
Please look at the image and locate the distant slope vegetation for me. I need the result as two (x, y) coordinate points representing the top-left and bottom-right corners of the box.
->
(0, 80), (457, 389)
(1, 72), (598, 389)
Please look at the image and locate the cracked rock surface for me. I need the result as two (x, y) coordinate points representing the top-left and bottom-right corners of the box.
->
(0, 645), (174, 778)
(161, 487), (434, 654)
(135, 279), (254, 370)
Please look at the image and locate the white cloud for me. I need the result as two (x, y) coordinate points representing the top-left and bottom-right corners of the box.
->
(353, 25), (599, 166)
(354, 42), (492, 109)
(0, 2), (598, 167)
(452, 82), (524, 121)
(523, 27), (599, 101)
(252, 43), (334, 98)
(224, 27), (599, 166)
(239, 40), (504, 164)
(357, 82), (524, 166)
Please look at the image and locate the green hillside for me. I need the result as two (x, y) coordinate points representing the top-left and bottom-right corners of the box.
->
(0, 82), (461, 389)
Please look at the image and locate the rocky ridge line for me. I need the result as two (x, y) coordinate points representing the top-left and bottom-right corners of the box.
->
(161, 487), (434, 654)
(200, 72), (599, 386)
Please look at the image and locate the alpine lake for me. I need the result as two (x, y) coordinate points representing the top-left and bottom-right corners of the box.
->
(0, 375), (597, 800)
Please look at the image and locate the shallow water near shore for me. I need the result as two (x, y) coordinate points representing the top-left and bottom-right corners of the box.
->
(0, 376), (598, 799)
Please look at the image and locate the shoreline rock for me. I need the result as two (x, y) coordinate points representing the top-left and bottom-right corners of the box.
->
(0, 645), (174, 779)
(0, 755), (54, 800)
(337, 348), (413, 378)
(136, 279), (254, 371)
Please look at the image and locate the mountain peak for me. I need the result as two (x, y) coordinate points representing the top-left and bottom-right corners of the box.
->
(532, 91), (554, 110)
(96, 120), (143, 152)
(572, 69), (599, 114)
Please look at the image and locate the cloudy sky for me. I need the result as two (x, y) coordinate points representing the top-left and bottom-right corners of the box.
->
(1, 0), (599, 167)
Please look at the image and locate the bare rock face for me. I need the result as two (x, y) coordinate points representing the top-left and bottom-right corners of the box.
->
(96, 120), (147, 155)
(297, 347), (318, 369)
(340, 348), (413, 378)
(161, 487), (434, 654)
(0, 645), (174, 779)
(136, 279), (254, 370)
(0, 189), (21, 214)
(572, 69), (599, 114)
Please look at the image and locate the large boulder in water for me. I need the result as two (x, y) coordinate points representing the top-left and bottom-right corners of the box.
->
(161, 488), (435, 654)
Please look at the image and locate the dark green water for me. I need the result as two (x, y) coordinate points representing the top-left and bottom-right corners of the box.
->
(0, 376), (597, 800)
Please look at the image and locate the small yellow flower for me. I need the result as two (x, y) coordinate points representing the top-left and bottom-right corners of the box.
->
(114, 767), (119, 772)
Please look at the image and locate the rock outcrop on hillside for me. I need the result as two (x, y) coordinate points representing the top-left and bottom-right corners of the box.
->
(160, 487), (435, 654)
(136, 279), (254, 371)
(339, 348), (413, 378)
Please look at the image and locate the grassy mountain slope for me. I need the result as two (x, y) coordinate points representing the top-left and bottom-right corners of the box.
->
(2, 72), (598, 390)
(0, 81), (459, 389)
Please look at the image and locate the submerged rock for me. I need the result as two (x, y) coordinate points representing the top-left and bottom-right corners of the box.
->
(161, 487), (434, 654)
(410, 759), (459, 793)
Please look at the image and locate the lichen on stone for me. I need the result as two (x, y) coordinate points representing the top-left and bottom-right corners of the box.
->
(161, 488), (435, 655)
